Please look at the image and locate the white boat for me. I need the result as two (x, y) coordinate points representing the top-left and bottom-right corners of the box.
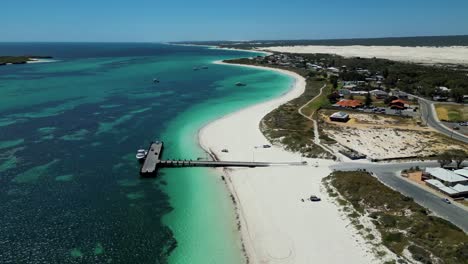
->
(136, 149), (147, 160)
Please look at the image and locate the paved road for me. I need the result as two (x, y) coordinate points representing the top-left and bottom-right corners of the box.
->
(418, 98), (468, 144)
(331, 161), (468, 232)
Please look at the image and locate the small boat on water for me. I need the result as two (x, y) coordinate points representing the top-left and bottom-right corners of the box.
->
(235, 82), (247, 86)
(193, 67), (200, 71)
(136, 149), (148, 162)
(153, 78), (160, 83)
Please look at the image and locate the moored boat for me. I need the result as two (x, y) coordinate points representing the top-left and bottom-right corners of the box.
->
(136, 149), (147, 162)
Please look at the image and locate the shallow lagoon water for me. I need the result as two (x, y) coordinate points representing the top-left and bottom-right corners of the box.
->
(0, 43), (292, 263)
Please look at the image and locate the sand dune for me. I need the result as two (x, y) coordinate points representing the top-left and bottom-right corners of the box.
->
(262, 45), (468, 65)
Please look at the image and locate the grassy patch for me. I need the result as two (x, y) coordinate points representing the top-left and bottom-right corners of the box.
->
(435, 104), (468, 122)
(300, 83), (333, 117)
(325, 171), (468, 263)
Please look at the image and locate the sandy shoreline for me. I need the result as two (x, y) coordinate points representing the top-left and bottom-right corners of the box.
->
(199, 61), (378, 263)
(262, 45), (468, 65)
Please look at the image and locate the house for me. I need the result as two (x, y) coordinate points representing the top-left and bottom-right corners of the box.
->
(370, 89), (388, 99)
(375, 75), (385, 81)
(425, 168), (468, 197)
(425, 168), (468, 187)
(390, 90), (409, 99)
(433, 95), (448, 101)
(343, 84), (357, 90)
(330, 112), (350, 122)
(425, 179), (468, 197)
(350, 91), (368, 96)
(338, 89), (351, 97)
(437, 86), (451, 92)
(397, 91), (409, 99)
(335, 99), (363, 108)
(389, 99), (409, 109)
(327, 67), (340, 73)
(454, 169), (468, 178)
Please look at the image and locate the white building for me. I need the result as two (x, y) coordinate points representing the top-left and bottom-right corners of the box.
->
(425, 167), (468, 186)
(454, 169), (468, 178)
(424, 168), (468, 197)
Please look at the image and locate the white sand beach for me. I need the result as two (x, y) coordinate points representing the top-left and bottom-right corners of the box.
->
(199, 62), (378, 263)
(261, 45), (468, 65)
(27, 58), (57, 64)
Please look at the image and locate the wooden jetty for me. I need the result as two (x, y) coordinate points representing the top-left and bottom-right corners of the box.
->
(139, 141), (306, 177)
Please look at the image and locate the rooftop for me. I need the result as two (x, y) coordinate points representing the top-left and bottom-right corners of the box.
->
(330, 112), (349, 118)
(390, 99), (409, 105)
(336, 99), (362, 108)
(454, 169), (468, 178)
(426, 167), (468, 183)
(425, 179), (459, 195)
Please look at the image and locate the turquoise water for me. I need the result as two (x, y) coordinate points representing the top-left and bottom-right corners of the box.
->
(0, 43), (292, 263)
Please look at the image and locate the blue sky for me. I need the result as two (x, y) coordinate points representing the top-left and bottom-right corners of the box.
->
(2, 0), (468, 42)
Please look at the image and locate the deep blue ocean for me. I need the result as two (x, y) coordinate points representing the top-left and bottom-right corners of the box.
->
(0, 43), (292, 263)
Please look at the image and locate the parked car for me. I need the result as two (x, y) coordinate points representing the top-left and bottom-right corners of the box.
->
(310, 195), (321, 202)
(442, 198), (451, 204)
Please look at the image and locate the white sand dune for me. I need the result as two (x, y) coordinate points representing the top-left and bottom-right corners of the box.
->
(262, 45), (468, 65)
(199, 62), (378, 263)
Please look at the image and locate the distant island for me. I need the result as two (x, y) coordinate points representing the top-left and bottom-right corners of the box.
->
(0, 55), (53, 65)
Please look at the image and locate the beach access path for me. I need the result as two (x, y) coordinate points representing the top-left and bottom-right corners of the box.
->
(297, 83), (337, 157)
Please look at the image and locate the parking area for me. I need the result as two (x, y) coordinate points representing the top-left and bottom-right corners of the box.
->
(334, 106), (420, 118)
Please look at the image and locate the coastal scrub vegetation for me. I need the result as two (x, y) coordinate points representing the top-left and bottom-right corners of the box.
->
(224, 58), (334, 158)
(0, 56), (52, 65)
(324, 171), (468, 264)
(0, 56), (31, 65)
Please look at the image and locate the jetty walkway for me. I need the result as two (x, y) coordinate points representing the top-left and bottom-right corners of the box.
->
(139, 141), (306, 177)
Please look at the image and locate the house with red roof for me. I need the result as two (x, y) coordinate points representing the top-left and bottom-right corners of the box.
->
(335, 99), (363, 108)
(389, 99), (409, 109)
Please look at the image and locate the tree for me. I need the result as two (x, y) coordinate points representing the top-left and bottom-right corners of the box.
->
(384, 96), (398, 105)
(330, 76), (338, 89)
(451, 149), (467, 169)
(365, 92), (372, 106)
(382, 68), (389, 79)
(437, 152), (453, 168)
(451, 87), (466, 103)
(327, 92), (341, 103)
